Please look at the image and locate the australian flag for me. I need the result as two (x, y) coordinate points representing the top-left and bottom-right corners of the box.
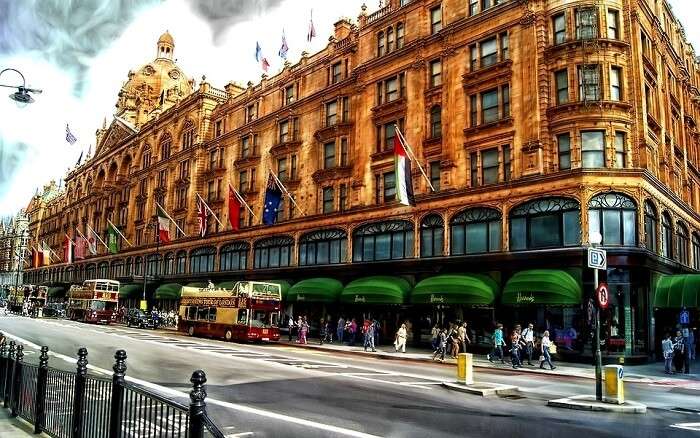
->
(262, 174), (282, 225)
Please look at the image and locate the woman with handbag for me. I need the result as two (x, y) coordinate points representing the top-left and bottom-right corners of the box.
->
(539, 330), (556, 370)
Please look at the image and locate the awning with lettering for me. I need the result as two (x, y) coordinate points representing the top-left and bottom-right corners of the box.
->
(411, 274), (498, 305)
(340, 276), (410, 305)
(287, 278), (342, 303)
(154, 283), (183, 300)
(119, 283), (157, 300)
(502, 270), (582, 306)
(654, 274), (700, 308)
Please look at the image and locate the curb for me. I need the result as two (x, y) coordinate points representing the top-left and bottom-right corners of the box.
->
(547, 395), (647, 414)
(441, 381), (519, 397)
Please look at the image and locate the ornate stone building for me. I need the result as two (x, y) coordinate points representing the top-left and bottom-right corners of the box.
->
(22, 0), (700, 360)
(0, 210), (29, 287)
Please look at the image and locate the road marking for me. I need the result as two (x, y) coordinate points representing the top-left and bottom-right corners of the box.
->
(670, 422), (700, 431)
(2, 330), (381, 438)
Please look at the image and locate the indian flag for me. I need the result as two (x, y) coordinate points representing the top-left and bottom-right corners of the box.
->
(394, 134), (415, 206)
(156, 205), (171, 244)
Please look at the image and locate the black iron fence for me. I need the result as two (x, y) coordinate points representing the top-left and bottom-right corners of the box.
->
(0, 339), (225, 438)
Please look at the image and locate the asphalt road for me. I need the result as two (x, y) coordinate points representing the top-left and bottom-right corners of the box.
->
(0, 315), (698, 438)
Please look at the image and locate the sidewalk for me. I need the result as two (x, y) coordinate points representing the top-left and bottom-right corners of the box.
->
(279, 338), (700, 386)
(0, 408), (40, 437)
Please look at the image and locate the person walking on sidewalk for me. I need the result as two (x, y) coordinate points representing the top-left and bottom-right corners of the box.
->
(287, 315), (295, 342)
(319, 318), (327, 345)
(662, 333), (674, 374)
(522, 323), (535, 366)
(487, 323), (506, 364)
(365, 321), (376, 352)
(298, 317), (309, 344)
(337, 316), (345, 344)
(458, 322), (471, 355)
(448, 324), (460, 359)
(510, 328), (523, 369)
(539, 330), (556, 370)
(395, 323), (408, 353)
(431, 324), (440, 351)
(433, 328), (447, 362)
(673, 330), (685, 373)
(348, 318), (357, 346)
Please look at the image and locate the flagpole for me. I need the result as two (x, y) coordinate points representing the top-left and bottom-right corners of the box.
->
(106, 219), (133, 247)
(230, 184), (259, 221)
(195, 192), (224, 227)
(155, 202), (187, 237)
(87, 224), (109, 250)
(64, 233), (73, 263)
(394, 124), (436, 192)
(270, 170), (306, 216)
(43, 241), (61, 263)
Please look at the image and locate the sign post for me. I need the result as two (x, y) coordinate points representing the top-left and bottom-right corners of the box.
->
(588, 235), (606, 402)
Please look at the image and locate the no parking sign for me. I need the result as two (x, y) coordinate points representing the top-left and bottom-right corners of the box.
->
(596, 283), (609, 310)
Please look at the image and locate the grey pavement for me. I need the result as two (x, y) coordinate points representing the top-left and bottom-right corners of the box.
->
(0, 314), (699, 437)
(0, 408), (41, 437)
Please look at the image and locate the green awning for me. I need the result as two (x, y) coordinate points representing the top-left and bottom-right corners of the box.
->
(287, 278), (342, 303)
(119, 283), (143, 299)
(411, 274), (498, 305)
(264, 280), (291, 300)
(216, 281), (237, 290)
(502, 270), (582, 306)
(47, 286), (66, 298)
(340, 276), (410, 305)
(155, 283), (183, 300)
(654, 274), (700, 308)
(185, 282), (208, 288)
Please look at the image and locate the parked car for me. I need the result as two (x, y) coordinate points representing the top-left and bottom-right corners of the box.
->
(125, 308), (158, 329)
(43, 303), (66, 318)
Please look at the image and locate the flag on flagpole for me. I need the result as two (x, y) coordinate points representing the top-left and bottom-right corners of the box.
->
(197, 197), (208, 237)
(156, 205), (172, 243)
(228, 185), (242, 231)
(87, 228), (97, 255)
(74, 234), (86, 260)
(86, 144), (92, 157)
(278, 30), (289, 59)
(66, 124), (77, 145)
(41, 242), (51, 266)
(107, 222), (120, 254)
(256, 41), (271, 72)
(75, 151), (83, 166)
(307, 10), (316, 42)
(63, 234), (73, 264)
(262, 174), (283, 225)
(31, 247), (39, 268)
(261, 58), (270, 72)
(394, 134), (415, 206)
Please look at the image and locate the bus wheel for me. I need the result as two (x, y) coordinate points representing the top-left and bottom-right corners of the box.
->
(224, 330), (233, 341)
(187, 325), (194, 336)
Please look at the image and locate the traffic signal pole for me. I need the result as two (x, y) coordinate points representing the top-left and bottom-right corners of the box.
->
(594, 266), (602, 401)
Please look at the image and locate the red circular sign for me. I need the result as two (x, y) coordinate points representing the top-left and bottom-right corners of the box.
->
(596, 283), (609, 309)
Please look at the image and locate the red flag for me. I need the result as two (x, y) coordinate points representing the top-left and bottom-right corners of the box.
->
(63, 235), (73, 264)
(156, 205), (171, 244)
(197, 198), (208, 237)
(228, 186), (241, 231)
(74, 236), (86, 260)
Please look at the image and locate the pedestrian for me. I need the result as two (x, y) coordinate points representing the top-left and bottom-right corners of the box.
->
(662, 333), (674, 374)
(296, 316), (303, 342)
(487, 323), (506, 364)
(299, 317), (309, 344)
(673, 330), (685, 373)
(689, 327), (696, 361)
(449, 324), (460, 359)
(433, 328), (447, 362)
(522, 323), (535, 366)
(365, 321), (376, 352)
(319, 318), (326, 345)
(431, 324), (440, 351)
(373, 319), (381, 346)
(510, 328), (522, 369)
(287, 315), (295, 342)
(348, 318), (357, 346)
(395, 323), (407, 353)
(362, 319), (371, 350)
(337, 316), (345, 344)
(458, 322), (471, 355)
(539, 330), (556, 370)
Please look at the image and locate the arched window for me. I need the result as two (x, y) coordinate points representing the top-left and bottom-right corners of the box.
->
(125, 257), (133, 276)
(588, 193), (637, 246)
(98, 262), (109, 278)
(190, 247), (216, 273)
(163, 252), (175, 275)
(377, 31), (385, 56)
(430, 106), (442, 138)
(175, 251), (187, 274)
(510, 197), (580, 250)
(386, 27), (394, 52)
(181, 120), (195, 150)
(644, 201), (658, 252)
(111, 260), (123, 278)
(352, 220), (414, 262)
(160, 133), (172, 160)
(299, 230), (347, 266)
(254, 236), (294, 268)
(134, 257), (143, 276)
(86, 264), (96, 280)
(451, 208), (501, 255)
(676, 222), (689, 265)
(220, 242), (250, 271)
(420, 214), (444, 257)
(141, 147), (151, 170)
(661, 212), (673, 259)
(146, 254), (162, 275)
(692, 232), (700, 270)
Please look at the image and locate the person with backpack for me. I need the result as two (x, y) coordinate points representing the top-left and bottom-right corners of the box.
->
(539, 330), (556, 370)
(487, 323), (506, 364)
(432, 328), (447, 362)
(521, 323), (535, 366)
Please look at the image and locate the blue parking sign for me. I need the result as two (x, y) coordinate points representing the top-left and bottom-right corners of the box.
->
(680, 309), (690, 325)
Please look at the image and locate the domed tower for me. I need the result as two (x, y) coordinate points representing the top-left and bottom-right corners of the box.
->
(114, 31), (193, 128)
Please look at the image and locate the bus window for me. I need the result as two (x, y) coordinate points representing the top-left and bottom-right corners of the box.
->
(187, 306), (197, 320)
(91, 301), (106, 311)
(208, 307), (217, 322)
(250, 310), (271, 328)
(271, 312), (279, 327)
(197, 307), (209, 321)
(237, 309), (248, 325)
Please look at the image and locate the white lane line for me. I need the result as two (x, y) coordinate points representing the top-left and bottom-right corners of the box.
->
(339, 374), (429, 389)
(2, 330), (381, 438)
(670, 422), (700, 431)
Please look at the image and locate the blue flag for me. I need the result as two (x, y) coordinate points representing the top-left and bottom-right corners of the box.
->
(278, 30), (288, 59)
(262, 174), (282, 225)
(255, 41), (262, 62)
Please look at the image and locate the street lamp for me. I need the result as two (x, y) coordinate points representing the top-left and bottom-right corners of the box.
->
(0, 68), (43, 107)
(589, 231), (603, 402)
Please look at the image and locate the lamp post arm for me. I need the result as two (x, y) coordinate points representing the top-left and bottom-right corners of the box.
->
(0, 68), (27, 88)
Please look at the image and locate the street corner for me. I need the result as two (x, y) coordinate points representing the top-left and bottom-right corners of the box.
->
(441, 381), (519, 397)
(546, 395), (647, 414)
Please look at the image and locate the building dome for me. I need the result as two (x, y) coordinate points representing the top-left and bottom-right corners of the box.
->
(158, 30), (174, 46)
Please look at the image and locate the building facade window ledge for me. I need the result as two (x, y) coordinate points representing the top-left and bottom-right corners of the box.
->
(270, 140), (302, 157)
(462, 60), (512, 89)
(422, 136), (442, 158)
(463, 117), (513, 137)
(233, 155), (261, 168)
(371, 98), (406, 122)
(311, 166), (352, 183)
(544, 38), (629, 58)
(546, 100), (633, 119)
(175, 177), (190, 188)
(201, 167), (227, 180)
(370, 149), (395, 163)
(314, 121), (354, 143)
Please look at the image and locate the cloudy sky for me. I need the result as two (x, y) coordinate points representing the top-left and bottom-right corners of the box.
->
(0, 0), (698, 216)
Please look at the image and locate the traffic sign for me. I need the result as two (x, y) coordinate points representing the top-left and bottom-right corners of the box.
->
(588, 247), (607, 270)
(596, 282), (609, 309)
(680, 309), (690, 325)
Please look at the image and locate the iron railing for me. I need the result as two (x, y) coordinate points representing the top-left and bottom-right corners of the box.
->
(0, 337), (225, 438)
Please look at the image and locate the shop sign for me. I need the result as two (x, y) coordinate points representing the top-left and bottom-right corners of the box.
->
(596, 283), (609, 309)
(354, 295), (366, 303)
(296, 294), (306, 302)
(587, 247), (607, 270)
(430, 294), (445, 304)
(516, 292), (535, 304)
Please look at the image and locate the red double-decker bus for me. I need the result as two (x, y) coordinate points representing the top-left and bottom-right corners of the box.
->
(67, 280), (119, 324)
(178, 281), (281, 342)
